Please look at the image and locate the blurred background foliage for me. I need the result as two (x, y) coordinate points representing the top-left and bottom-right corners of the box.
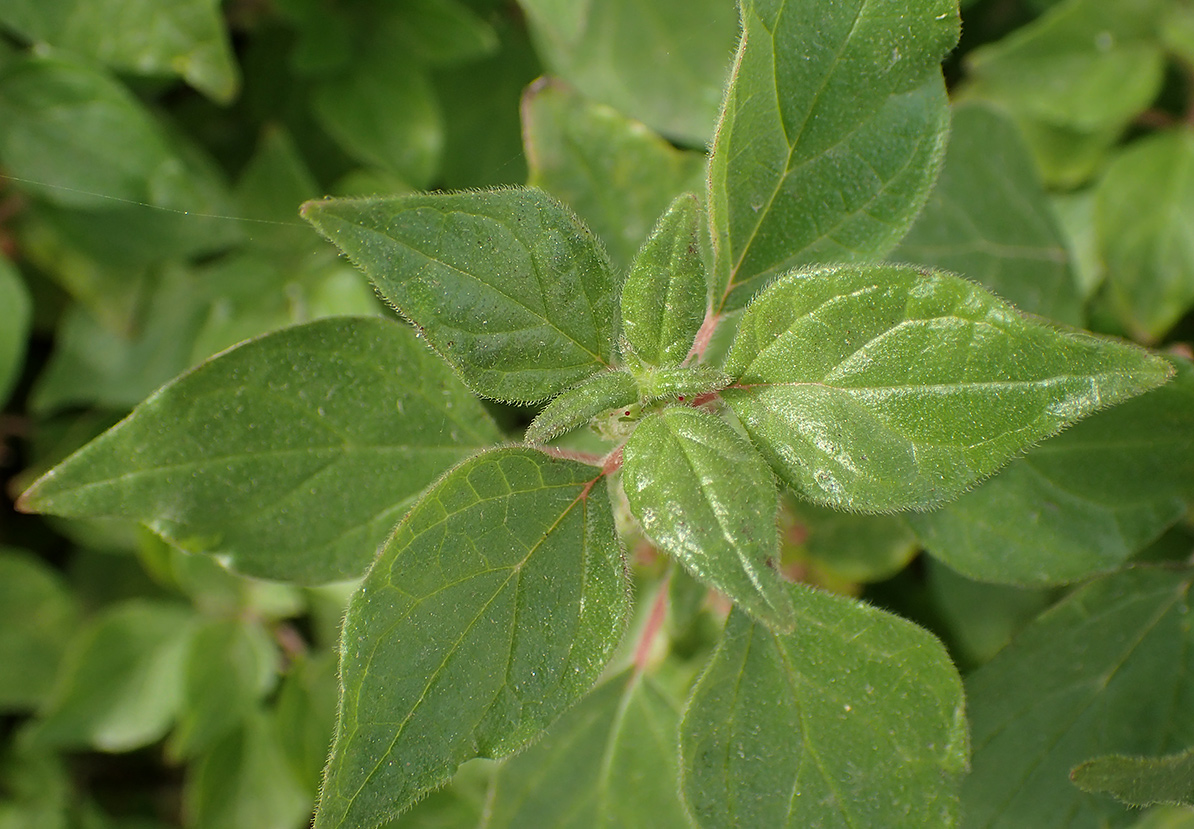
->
(1, 0), (1194, 826)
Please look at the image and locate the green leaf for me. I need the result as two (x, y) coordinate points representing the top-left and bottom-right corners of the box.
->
(27, 599), (196, 752)
(909, 358), (1194, 585)
(302, 189), (618, 403)
(312, 49), (441, 188)
(232, 126), (321, 258)
(680, 583), (968, 827)
(486, 669), (689, 828)
(517, 0), (739, 145)
(0, 256), (30, 408)
(709, 0), (959, 311)
(783, 498), (917, 583)
(525, 370), (639, 445)
(622, 406), (794, 631)
(1072, 749), (1194, 808)
(896, 102), (1083, 325)
(963, 0), (1165, 133)
(274, 652), (338, 792)
(522, 79), (706, 272)
(316, 448), (628, 828)
(0, 548), (79, 710)
(1096, 128), (1194, 341)
(963, 567), (1194, 826)
(0, 0), (239, 102)
(722, 264), (1172, 512)
(169, 618), (279, 759)
(395, 0), (498, 65)
(621, 194), (710, 367)
(0, 54), (235, 222)
(19, 317), (502, 583)
(184, 709), (312, 829)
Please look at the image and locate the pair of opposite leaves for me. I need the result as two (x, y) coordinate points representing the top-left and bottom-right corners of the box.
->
(301, 186), (1172, 632)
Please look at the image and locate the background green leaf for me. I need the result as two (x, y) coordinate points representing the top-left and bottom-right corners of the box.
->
(708, 0), (959, 311)
(0, 256), (31, 408)
(1095, 128), (1194, 342)
(622, 406), (795, 630)
(20, 316), (502, 583)
(964, 567), (1194, 826)
(909, 358), (1194, 585)
(896, 102), (1083, 325)
(680, 583), (968, 827)
(516, 0), (738, 145)
(317, 448), (628, 828)
(722, 264), (1172, 512)
(486, 669), (689, 828)
(0, 548), (80, 711)
(522, 80), (706, 272)
(0, 0), (240, 102)
(303, 189), (618, 403)
(26, 599), (196, 752)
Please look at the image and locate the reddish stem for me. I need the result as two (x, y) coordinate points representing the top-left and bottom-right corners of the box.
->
(634, 579), (671, 674)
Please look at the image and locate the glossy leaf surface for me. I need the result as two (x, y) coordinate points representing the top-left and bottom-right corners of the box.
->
(303, 189), (617, 403)
(964, 567), (1194, 826)
(0, 0), (239, 101)
(1071, 749), (1194, 808)
(709, 0), (959, 311)
(621, 194), (709, 367)
(316, 448), (627, 829)
(522, 80), (706, 271)
(486, 670), (688, 828)
(681, 583), (968, 827)
(897, 102), (1082, 325)
(909, 358), (1194, 585)
(19, 317), (502, 583)
(517, 0), (738, 145)
(622, 406), (794, 630)
(525, 370), (638, 445)
(723, 264), (1172, 512)
(1096, 128), (1194, 341)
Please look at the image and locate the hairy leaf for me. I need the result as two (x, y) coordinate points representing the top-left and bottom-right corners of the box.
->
(681, 583), (968, 827)
(964, 567), (1194, 826)
(909, 358), (1194, 585)
(303, 189), (618, 403)
(1072, 749), (1194, 808)
(316, 448), (627, 828)
(709, 0), (959, 311)
(722, 264), (1172, 512)
(622, 406), (794, 630)
(525, 370), (639, 445)
(621, 193), (710, 367)
(19, 317), (501, 583)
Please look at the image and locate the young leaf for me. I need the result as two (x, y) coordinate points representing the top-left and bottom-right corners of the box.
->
(485, 669), (689, 828)
(909, 358), (1194, 585)
(896, 102), (1083, 326)
(708, 0), (959, 311)
(621, 193), (709, 367)
(1096, 129), (1194, 342)
(316, 448), (628, 829)
(722, 264), (1173, 512)
(680, 583), (968, 827)
(522, 79), (706, 271)
(303, 188), (618, 403)
(19, 317), (502, 584)
(964, 567), (1194, 826)
(621, 406), (794, 631)
(1071, 749), (1194, 808)
(525, 369), (639, 445)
